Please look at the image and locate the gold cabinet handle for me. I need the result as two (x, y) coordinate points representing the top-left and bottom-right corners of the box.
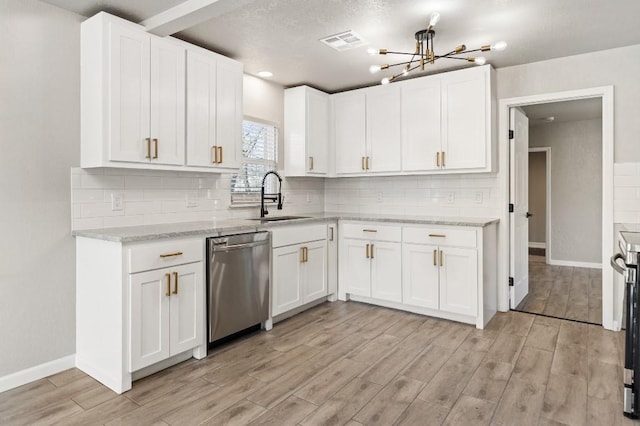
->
(218, 146), (223, 164)
(159, 251), (184, 258)
(165, 273), (171, 296)
(153, 138), (158, 159)
(309, 156), (314, 171)
(428, 234), (446, 238)
(300, 247), (305, 263)
(146, 138), (151, 159)
(329, 227), (334, 241)
(366, 243), (370, 259)
(436, 151), (440, 167)
(433, 249), (437, 266)
(366, 156), (370, 170)
(442, 151), (445, 167)
(172, 271), (178, 294)
(362, 229), (377, 233)
(370, 244), (374, 259)
(361, 156), (365, 170)
(440, 250), (443, 267)
(212, 145), (218, 164)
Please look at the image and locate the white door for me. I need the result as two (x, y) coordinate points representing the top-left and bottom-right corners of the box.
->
(370, 241), (402, 303)
(303, 240), (328, 303)
(150, 38), (185, 166)
(441, 67), (487, 170)
(215, 56), (243, 169)
(307, 90), (329, 174)
(272, 245), (303, 316)
(108, 23), (150, 163)
(185, 49), (217, 167)
(510, 107), (530, 308)
(334, 92), (366, 174)
(402, 243), (439, 309)
(439, 247), (478, 316)
(343, 239), (371, 297)
(401, 76), (442, 171)
(129, 269), (170, 371)
(169, 262), (203, 356)
(366, 85), (402, 173)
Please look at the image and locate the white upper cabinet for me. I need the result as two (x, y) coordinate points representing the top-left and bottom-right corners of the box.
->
(366, 85), (402, 173)
(284, 86), (330, 176)
(333, 91), (367, 174)
(81, 12), (242, 172)
(185, 48), (243, 170)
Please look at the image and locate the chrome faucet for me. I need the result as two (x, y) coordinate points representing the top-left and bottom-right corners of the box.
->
(260, 170), (283, 217)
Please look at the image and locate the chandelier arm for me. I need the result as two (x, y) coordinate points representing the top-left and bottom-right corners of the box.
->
(386, 60), (419, 69)
(383, 51), (428, 56)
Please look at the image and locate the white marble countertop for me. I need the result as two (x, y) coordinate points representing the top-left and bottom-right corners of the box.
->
(72, 212), (499, 243)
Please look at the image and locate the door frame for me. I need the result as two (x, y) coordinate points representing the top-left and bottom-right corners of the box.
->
(528, 147), (551, 265)
(498, 86), (615, 330)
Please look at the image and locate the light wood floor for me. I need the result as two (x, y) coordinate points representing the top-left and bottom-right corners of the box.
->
(0, 302), (631, 425)
(516, 256), (602, 325)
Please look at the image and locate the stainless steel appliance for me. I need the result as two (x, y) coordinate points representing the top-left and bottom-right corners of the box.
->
(207, 231), (270, 346)
(611, 231), (640, 418)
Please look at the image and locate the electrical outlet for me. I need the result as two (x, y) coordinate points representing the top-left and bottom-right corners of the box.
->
(447, 192), (455, 204)
(475, 192), (483, 204)
(376, 192), (384, 203)
(186, 191), (199, 208)
(111, 193), (123, 211)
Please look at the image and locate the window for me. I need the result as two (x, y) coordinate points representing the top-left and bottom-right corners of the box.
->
(230, 119), (278, 205)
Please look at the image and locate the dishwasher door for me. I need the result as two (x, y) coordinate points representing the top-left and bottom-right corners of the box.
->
(207, 231), (270, 344)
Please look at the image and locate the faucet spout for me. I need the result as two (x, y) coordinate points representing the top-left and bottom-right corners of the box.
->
(260, 171), (284, 218)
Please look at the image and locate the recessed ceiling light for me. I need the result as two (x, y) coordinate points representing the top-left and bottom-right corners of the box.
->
(542, 116), (555, 122)
(257, 71), (273, 78)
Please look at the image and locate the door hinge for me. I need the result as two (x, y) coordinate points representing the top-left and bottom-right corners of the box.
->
(509, 277), (514, 287)
(509, 203), (514, 213)
(509, 130), (514, 140)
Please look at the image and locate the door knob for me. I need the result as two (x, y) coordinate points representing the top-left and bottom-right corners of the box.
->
(526, 212), (533, 218)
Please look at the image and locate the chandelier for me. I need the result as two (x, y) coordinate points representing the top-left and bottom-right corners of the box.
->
(368, 12), (506, 84)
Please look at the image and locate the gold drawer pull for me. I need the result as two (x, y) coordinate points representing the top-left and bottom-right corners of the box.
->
(442, 151), (445, 167)
(370, 244), (374, 259)
(361, 156), (365, 170)
(309, 156), (314, 170)
(212, 145), (218, 164)
(218, 146), (223, 164)
(165, 273), (171, 296)
(433, 249), (437, 266)
(436, 152), (440, 167)
(146, 138), (151, 159)
(440, 250), (444, 267)
(366, 244), (370, 259)
(153, 138), (158, 159)
(428, 234), (446, 238)
(366, 156), (370, 170)
(362, 229), (377, 233)
(329, 227), (334, 241)
(172, 271), (178, 294)
(160, 251), (184, 258)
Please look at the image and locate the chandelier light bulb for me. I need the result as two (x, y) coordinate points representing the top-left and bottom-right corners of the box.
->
(381, 77), (390, 85)
(367, 47), (379, 56)
(429, 12), (441, 28)
(492, 41), (507, 51)
(369, 65), (382, 74)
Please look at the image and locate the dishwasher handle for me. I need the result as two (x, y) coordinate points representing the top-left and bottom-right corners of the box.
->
(611, 253), (626, 275)
(213, 240), (268, 252)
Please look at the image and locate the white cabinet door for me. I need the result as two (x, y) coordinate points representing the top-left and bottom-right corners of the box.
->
(307, 90), (329, 174)
(343, 239), (371, 297)
(303, 240), (328, 303)
(441, 67), (487, 170)
(186, 49), (217, 167)
(370, 241), (402, 303)
(129, 269), (170, 371)
(439, 247), (478, 316)
(366, 86), (402, 173)
(215, 56), (243, 169)
(272, 245), (303, 316)
(401, 76), (442, 171)
(150, 38), (185, 166)
(334, 92), (366, 174)
(402, 243), (439, 309)
(169, 262), (203, 356)
(108, 23), (150, 163)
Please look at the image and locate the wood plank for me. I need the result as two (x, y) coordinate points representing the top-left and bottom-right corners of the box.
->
(5, 399), (83, 426)
(492, 378), (546, 426)
(587, 359), (622, 402)
(541, 373), (587, 426)
(358, 342), (424, 386)
(511, 346), (554, 385)
(47, 369), (88, 388)
(248, 395), (317, 425)
(525, 323), (559, 352)
(395, 399), (450, 426)
(485, 333), (525, 365)
(400, 344), (456, 384)
(295, 357), (368, 405)
(353, 376), (424, 425)
(54, 395), (140, 426)
(501, 312), (535, 337)
(347, 334), (401, 365)
(462, 359), (512, 403)
(430, 324), (472, 349)
(442, 395), (495, 426)
(200, 399), (266, 425)
(551, 343), (588, 378)
(71, 385), (118, 410)
(248, 344), (319, 383)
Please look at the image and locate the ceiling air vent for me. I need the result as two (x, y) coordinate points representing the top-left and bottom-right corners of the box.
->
(320, 30), (367, 51)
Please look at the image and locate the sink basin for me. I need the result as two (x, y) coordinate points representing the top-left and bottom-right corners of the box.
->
(249, 216), (311, 222)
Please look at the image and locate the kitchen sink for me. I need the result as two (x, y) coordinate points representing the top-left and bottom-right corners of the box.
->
(249, 216), (311, 222)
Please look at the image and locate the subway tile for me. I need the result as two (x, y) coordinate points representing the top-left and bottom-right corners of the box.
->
(103, 215), (145, 228)
(80, 174), (124, 189)
(81, 202), (124, 218)
(72, 217), (104, 230)
(613, 162), (640, 176)
(614, 187), (640, 200)
(73, 189), (104, 203)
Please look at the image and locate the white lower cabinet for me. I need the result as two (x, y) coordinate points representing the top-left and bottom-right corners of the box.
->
(271, 224), (329, 317)
(402, 243), (439, 309)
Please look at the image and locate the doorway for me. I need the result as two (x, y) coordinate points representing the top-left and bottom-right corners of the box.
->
(498, 86), (615, 330)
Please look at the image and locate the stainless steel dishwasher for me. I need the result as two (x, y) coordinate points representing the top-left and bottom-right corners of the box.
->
(207, 231), (270, 346)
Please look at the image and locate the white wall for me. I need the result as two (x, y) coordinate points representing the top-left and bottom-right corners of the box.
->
(0, 0), (82, 376)
(529, 119), (602, 264)
(528, 151), (546, 245)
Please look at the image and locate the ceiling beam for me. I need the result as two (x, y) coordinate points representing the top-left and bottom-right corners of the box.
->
(141, 0), (255, 36)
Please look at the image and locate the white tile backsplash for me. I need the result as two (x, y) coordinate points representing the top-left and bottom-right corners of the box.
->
(614, 162), (640, 226)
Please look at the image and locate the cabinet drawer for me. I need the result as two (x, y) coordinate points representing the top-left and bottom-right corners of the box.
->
(128, 238), (203, 273)
(271, 224), (326, 248)
(403, 227), (477, 248)
(342, 223), (401, 242)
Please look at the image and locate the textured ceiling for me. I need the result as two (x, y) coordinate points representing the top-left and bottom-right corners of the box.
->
(523, 99), (602, 127)
(40, 0), (640, 92)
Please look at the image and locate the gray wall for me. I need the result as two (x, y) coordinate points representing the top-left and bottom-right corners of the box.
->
(0, 0), (82, 376)
(528, 151), (547, 245)
(529, 119), (603, 264)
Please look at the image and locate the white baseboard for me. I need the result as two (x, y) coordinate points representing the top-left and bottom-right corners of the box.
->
(529, 242), (546, 249)
(548, 259), (602, 269)
(0, 354), (76, 393)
